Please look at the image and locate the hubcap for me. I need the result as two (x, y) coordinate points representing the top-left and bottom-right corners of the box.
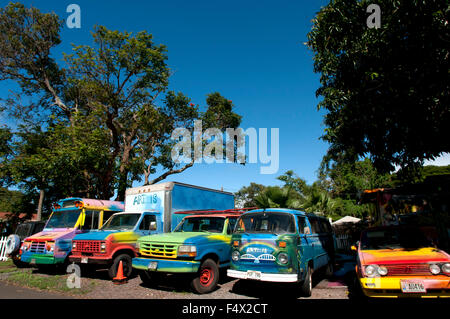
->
(199, 267), (214, 286)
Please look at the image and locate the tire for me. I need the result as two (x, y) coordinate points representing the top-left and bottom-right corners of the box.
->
(139, 270), (164, 287)
(190, 258), (219, 294)
(5, 235), (20, 255)
(108, 254), (133, 279)
(300, 265), (313, 297)
(12, 257), (26, 268)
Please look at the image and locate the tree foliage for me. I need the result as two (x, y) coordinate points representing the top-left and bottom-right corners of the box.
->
(307, 0), (449, 173)
(0, 3), (242, 206)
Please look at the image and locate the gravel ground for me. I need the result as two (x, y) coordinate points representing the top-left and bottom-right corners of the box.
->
(75, 269), (349, 299)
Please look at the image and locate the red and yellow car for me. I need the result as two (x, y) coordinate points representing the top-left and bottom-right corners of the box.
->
(354, 226), (450, 298)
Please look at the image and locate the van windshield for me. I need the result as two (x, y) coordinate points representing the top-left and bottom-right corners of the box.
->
(46, 210), (81, 229)
(102, 213), (140, 231)
(235, 212), (296, 235)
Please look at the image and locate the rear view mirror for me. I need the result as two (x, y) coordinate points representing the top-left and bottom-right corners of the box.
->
(149, 221), (157, 231)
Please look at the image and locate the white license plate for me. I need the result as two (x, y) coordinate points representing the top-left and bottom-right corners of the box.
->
(246, 270), (262, 280)
(30, 258), (36, 264)
(401, 280), (426, 293)
(81, 257), (88, 264)
(148, 261), (158, 270)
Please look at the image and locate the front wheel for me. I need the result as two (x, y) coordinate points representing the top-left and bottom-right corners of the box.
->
(300, 265), (313, 297)
(190, 259), (219, 294)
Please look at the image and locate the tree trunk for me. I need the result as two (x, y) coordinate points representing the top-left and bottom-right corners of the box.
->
(36, 189), (44, 221)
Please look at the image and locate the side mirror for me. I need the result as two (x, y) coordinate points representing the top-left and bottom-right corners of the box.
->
(304, 227), (311, 235)
(351, 245), (357, 251)
(149, 221), (157, 231)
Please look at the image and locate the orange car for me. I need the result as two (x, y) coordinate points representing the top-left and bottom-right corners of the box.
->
(354, 226), (450, 298)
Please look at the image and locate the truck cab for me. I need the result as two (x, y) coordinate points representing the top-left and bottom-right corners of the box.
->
(70, 211), (159, 278)
(132, 209), (245, 294)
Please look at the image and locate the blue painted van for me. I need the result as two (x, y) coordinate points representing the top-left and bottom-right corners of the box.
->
(227, 208), (336, 296)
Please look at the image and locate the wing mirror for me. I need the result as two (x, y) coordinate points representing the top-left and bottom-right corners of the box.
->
(149, 221), (157, 231)
(303, 227), (311, 235)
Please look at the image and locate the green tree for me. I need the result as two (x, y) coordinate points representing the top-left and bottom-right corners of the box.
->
(235, 183), (266, 208)
(254, 186), (302, 210)
(0, 3), (242, 203)
(307, 0), (449, 173)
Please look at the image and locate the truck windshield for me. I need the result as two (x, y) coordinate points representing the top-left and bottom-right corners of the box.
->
(361, 228), (432, 250)
(235, 212), (296, 235)
(46, 210), (81, 229)
(174, 217), (225, 233)
(101, 213), (140, 230)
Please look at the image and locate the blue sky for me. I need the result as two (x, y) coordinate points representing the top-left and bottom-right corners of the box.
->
(2, 1), (449, 195)
(5, 0), (422, 195)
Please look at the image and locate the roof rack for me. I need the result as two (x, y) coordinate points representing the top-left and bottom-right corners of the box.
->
(174, 207), (256, 215)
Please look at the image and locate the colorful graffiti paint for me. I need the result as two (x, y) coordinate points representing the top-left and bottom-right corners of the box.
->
(355, 226), (450, 298)
(132, 213), (240, 293)
(19, 198), (124, 266)
(227, 208), (335, 296)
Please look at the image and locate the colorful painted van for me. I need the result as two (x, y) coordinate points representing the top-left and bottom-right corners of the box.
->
(227, 208), (335, 296)
(354, 226), (450, 298)
(132, 209), (244, 294)
(19, 198), (124, 267)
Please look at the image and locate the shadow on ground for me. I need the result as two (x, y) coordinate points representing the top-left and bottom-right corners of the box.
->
(138, 269), (235, 294)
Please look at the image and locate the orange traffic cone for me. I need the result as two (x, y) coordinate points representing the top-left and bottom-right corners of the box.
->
(112, 260), (128, 285)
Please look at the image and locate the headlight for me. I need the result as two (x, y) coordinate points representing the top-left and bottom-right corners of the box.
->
(46, 242), (55, 252)
(232, 250), (240, 261)
(72, 242), (77, 249)
(378, 266), (388, 276)
(430, 264), (440, 275)
(365, 265), (377, 277)
(442, 263), (450, 274)
(136, 242), (140, 250)
(178, 245), (197, 257)
(278, 253), (289, 264)
(100, 242), (106, 252)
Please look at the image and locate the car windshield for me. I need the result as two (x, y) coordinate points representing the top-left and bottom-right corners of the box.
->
(45, 210), (81, 229)
(235, 212), (296, 235)
(361, 228), (432, 250)
(101, 213), (140, 230)
(174, 217), (225, 233)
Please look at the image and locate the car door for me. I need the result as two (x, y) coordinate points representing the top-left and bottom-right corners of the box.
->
(297, 215), (314, 276)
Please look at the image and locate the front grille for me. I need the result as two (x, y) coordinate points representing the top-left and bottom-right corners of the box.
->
(140, 242), (178, 259)
(30, 242), (46, 253)
(381, 264), (431, 276)
(74, 241), (101, 253)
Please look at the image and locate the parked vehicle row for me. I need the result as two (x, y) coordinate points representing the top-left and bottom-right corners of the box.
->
(8, 181), (448, 298)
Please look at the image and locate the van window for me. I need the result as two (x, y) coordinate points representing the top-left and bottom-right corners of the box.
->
(139, 215), (156, 231)
(82, 210), (100, 230)
(102, 211), (116, 226)
(309, 217), (321, 234)
(297, 216), (308, 234)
